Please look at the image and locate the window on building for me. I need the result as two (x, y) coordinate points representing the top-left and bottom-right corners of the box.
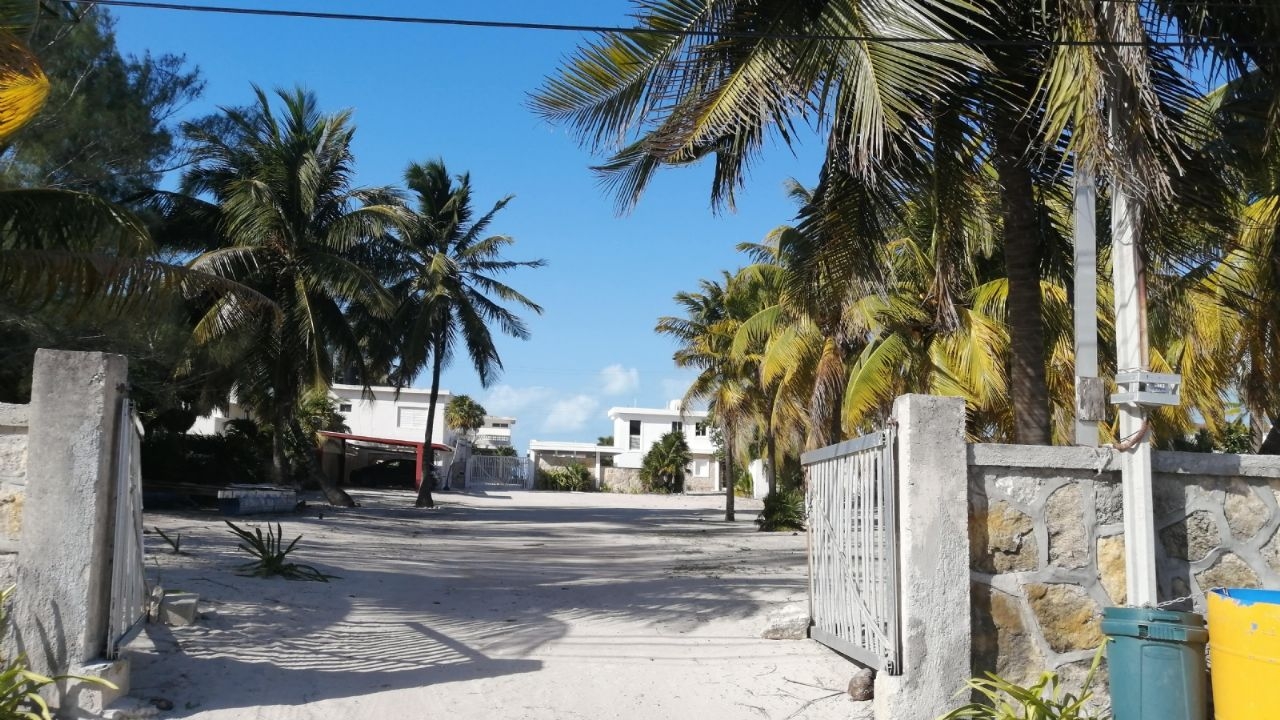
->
(693, 459), (709, 477)
(629, 420), (641, 435)
(398, 407), (429, 428)
(628, 420), (642, 449)
(338, 403), (352, 413)
(694, 422), (706, 436)
(671, 421), (683, 433)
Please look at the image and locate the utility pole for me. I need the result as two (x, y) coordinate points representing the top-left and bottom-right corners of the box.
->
(1073, 166), (1101, 447)
(1110, 129), (1159, 607)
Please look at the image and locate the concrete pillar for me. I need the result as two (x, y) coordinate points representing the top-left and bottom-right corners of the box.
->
(14, 350), (127, 678)
(874, 394), (971, 720)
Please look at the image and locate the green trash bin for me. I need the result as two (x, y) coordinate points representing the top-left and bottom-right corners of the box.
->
(1101, 607), (1208, 720)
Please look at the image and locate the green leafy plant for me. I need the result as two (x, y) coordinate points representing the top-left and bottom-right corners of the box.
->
(938, 647), (1108, 720)
(539, 464), (593, 492)
(225, 521), (335, 582)
(0, 586), (117, 719)
(154, 527), (185, 555)
(756, 489), (806, 531)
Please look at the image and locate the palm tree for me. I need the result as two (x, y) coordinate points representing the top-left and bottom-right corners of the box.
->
(152, 86), (405, 507)
(445, 394), (487, 443)
(657, 274), (761, 520)
(535, 0), (1224, 445)
(640, 430), (691, 493)
(385, 160), (544, 508)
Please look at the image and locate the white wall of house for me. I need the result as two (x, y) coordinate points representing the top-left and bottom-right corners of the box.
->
(190, 385), (455, 448)
(330, 384), (454, 446)
(607, 400), (719, 490)
(474, 415), (515, 450)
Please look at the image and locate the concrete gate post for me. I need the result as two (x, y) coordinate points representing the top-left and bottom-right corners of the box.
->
(14, 350), (130, 713)
(874, 394), (971, 720)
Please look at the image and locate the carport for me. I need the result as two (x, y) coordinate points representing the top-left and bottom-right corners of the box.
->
(318, 431), (453, 489)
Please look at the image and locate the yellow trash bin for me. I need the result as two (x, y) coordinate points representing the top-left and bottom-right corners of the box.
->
(1207, 588), (1280, 719)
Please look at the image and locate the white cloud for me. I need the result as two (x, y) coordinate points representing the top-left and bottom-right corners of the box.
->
(542, 395), (600, 433)
(599, 364), (640, 396)
(483, 385), (553, 416)
(661, 377), (691, 403)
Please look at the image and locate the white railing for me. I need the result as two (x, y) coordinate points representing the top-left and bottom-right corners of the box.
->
(107, 400), (147, 659)
(465, 456), (532, 489)
(802, 427), (901, 674)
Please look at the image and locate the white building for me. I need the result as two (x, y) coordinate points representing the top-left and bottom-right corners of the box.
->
(191, 385), (457, 447)
(189, 385), (460, 489)
(608, 400), (720, 491)
(528, 401), (720, 492)
(329, 384), (455, 446)
(473, 416), (516, 450)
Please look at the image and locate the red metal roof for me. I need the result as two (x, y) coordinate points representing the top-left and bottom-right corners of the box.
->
(318, 431), (452, 453)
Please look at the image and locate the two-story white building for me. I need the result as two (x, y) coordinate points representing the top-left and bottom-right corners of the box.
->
(189, 384), (460, 489)
(608, 400), (720, 491)
(473, 416), (516, 450)
(526, 400), (720, 492)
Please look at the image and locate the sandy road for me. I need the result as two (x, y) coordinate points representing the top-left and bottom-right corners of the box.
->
(128, 490), (870, 720)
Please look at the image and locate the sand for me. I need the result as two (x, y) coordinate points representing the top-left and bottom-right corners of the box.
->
(128, 490), (872, 719)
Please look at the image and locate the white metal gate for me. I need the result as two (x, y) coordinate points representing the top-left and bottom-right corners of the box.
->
(107, 400), (147, 659)
(465, 456), (531, 489)
(801, 427), (901, 674)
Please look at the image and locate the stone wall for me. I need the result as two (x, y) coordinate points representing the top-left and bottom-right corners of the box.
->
(601, 466), (642, 493)
(968, 444), (1280, 697)
(0, 403), (27, 586)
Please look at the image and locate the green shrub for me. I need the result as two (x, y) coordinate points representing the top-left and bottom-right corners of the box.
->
(939, 648), (1107, 719)
(226, 521), (336, 582)
(756, 489), (806, 531)
(141, 426), (269, 488)
(734, 465), (753, 498)
(538, 463), (594, 492)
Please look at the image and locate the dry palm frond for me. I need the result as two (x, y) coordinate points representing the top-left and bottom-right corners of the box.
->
(0, 30), (47, 142)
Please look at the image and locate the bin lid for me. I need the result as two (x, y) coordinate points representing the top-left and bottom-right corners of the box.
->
(1102, 606), (1206, 626)
(1210, 588), (1280, 607)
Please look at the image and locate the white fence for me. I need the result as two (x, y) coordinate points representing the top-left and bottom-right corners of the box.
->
(465, 456), (532, 490)
(802, 427), (901, 674)
(107, 400), (147, 659)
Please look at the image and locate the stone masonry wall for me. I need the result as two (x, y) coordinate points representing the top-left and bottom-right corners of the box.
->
(0, 403), (28, 587)
(969, 444), (1280, 700)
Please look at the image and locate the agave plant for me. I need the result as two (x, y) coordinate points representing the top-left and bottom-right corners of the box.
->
(225, 521), (335, 582)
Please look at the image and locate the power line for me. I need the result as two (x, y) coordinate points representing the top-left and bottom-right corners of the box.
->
(84, 0), (1275, 48)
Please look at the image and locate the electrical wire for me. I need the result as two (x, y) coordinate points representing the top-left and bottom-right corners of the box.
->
(82, 0), (1280, 48)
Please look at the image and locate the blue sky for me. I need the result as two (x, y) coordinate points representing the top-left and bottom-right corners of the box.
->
(109, 1), (827, 449)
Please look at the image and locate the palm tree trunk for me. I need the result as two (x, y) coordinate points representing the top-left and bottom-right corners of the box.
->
(993, 117), (1051, 445)
(294, 418), (356, 507)
(723, 425), (736, 522)
(765, 433), (778, 497)
(270, 423), (291, 487)
(414, 335), (446, 508)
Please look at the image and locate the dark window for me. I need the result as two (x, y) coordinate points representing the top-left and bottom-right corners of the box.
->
(629, 420), (641, 435)
(338, 403), (352, 413)
(694, 423), (707, 437)
(671, 421), (683, 433)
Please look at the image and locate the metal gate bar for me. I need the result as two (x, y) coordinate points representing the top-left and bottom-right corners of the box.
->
(802, 426), (901, 674)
